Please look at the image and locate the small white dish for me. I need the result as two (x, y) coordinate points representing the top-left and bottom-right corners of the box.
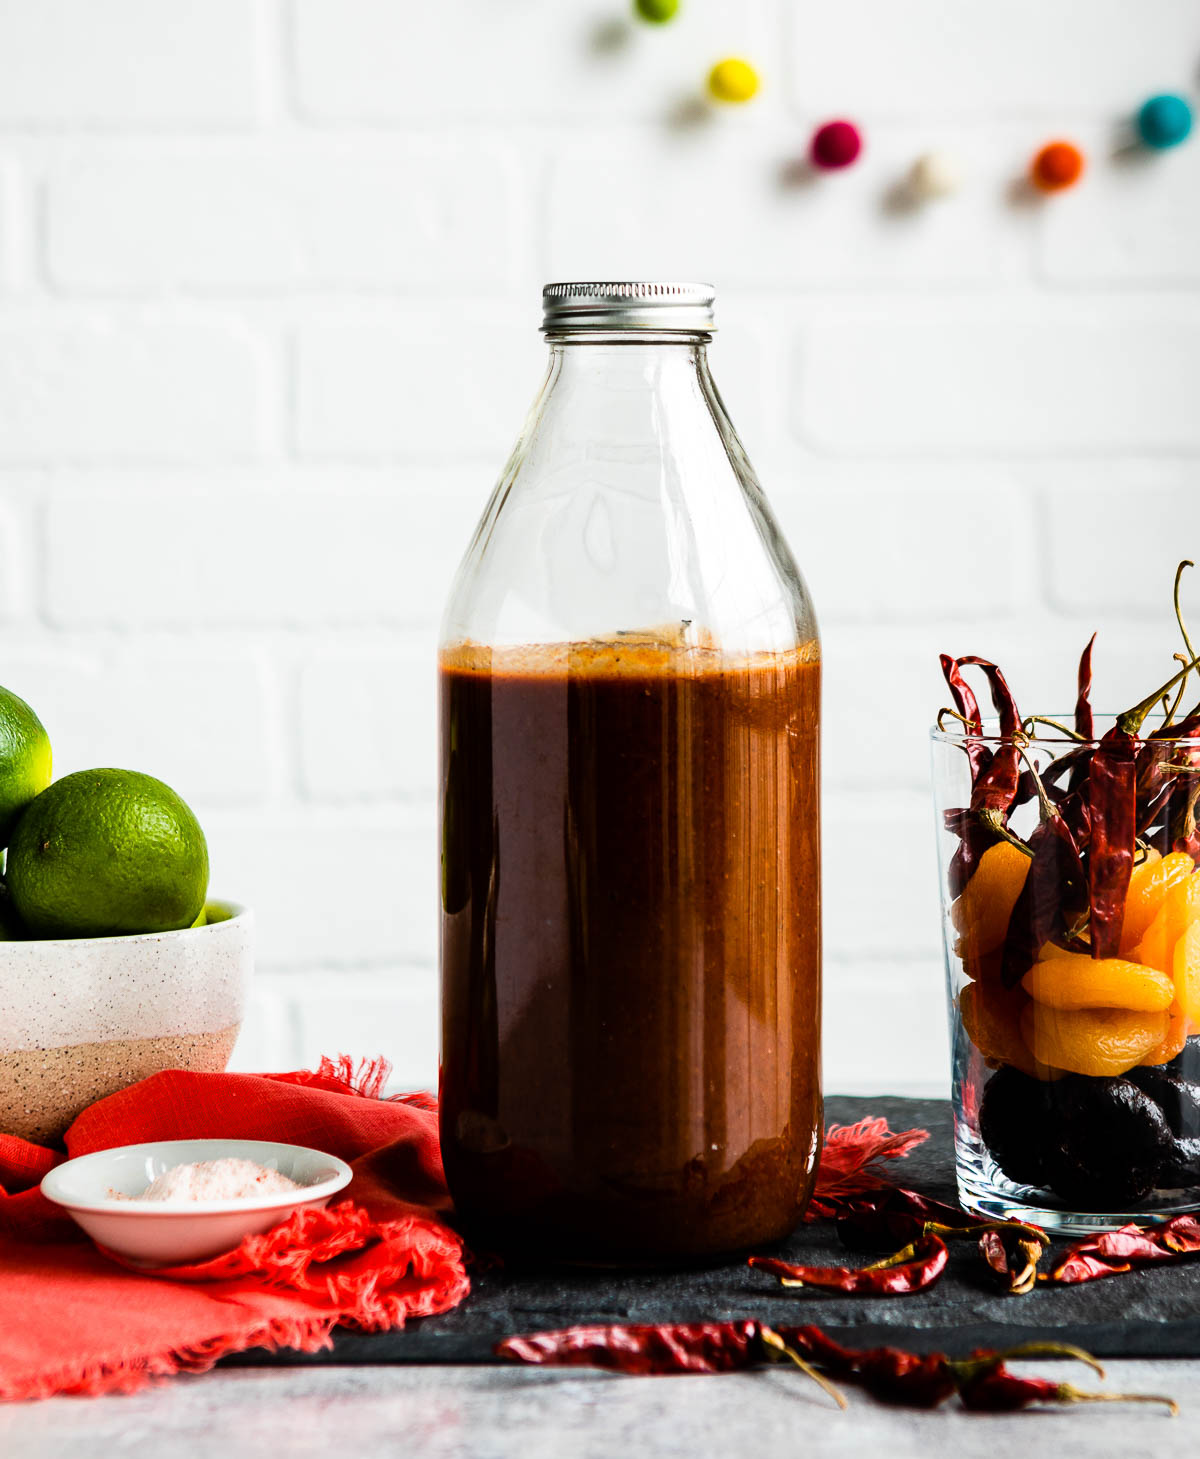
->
(41, 1137), (353, 1267)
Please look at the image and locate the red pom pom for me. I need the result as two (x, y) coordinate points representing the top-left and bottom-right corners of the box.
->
(1030, 140), (1085, 193)
(810, 119), (863, 170)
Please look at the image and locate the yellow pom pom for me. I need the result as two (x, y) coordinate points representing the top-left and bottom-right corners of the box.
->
(707, 58), (759, 105)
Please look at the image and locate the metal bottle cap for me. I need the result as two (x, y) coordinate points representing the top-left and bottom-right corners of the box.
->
(541, 281), (716, 334)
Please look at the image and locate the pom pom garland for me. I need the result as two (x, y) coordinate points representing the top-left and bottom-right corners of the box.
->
(707, 58), (760, 105)
(1030, 140), (1085, 193)
(908, 150), (963, 199)
(1136, 93), (1194, 150)
(633, 0), (680, 23)
(810, 119), (863, 170)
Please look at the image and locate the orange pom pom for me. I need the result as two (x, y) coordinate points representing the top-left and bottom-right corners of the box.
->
(1030, 140), (1085, 192)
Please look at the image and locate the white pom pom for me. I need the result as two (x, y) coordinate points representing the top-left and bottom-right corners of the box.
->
(909, 151), (963, 200)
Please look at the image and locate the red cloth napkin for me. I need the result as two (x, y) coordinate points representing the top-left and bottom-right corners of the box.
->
(0, 1057), (469, 1400)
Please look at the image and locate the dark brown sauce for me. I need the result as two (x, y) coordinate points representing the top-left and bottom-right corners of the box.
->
(438, 639), (822, 1262)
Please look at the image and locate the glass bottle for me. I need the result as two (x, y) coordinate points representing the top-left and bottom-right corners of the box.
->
(439, 282), (821, 1262)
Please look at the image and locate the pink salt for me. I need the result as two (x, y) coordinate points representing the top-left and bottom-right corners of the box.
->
(124, 1158), (303, 1202)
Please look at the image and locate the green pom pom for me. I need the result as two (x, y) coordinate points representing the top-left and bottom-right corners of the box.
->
(634, 0), (680, 23)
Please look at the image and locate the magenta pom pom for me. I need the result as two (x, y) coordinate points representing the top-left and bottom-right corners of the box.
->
(810, 119), (863, 171)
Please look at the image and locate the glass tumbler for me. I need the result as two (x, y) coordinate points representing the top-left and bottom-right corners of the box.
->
(933, 719), (1200, 1235)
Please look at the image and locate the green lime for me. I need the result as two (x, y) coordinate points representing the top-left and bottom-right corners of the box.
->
(634, 0), (679, 22)
(6, 769), (209, 939)
(0, 686), (52, 848)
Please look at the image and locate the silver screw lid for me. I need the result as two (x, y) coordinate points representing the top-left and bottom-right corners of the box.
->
(542, 281), (716, 334)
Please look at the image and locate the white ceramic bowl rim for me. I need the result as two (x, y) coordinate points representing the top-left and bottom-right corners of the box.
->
(41, 1137), (352, 1218)
(1, 900), (250, 950)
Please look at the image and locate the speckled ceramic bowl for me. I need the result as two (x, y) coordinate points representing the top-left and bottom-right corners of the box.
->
(0, 901), (251, 1143)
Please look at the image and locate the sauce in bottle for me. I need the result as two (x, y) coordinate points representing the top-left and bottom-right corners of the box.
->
(439, 284), (821, 1262)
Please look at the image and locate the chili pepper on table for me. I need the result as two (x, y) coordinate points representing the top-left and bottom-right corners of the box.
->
(834, 1184), (970, 1250)
(495, 1320), (764, 1375)
(979, 1224), (1049, 1295)
(957, 1363), (1176, 1415)
(748, 1231), (949, 1295)
(495, 1321), (847, 1405)
(1048, 1214), (1200, 1284)
(498, 1321), (1162, 1414)
(833, 1193), (1047, 1295)
(782, 1326), (958, 1407)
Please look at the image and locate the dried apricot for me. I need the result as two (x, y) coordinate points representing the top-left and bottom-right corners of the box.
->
(1133, 872), (1200, 972)
(1120, 850), (1193, 953)
(1020, 1003), (1169, 1077)
(1022, 956), (1174, 1012)
(1141, 1002), (1190, 1066)
(960, 946), (1004, 983)
(950, 841), (1030, 959)
(1173, 918), (1200, 1023)
(960, 982), (1059, 1080)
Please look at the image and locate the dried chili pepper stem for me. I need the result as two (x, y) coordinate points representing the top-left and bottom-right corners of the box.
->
(863, 1237), (929, 1272)
(758, 1326), (848, 1409)
(1022, 716), (1087, 742)
(953, 1341), (1105, 1380)
(1118, 649), (1200, 736)
(937, 707), (977, 734)
(1173, 560), (1196, 679)
(1016, 744), (1056, 822)
(1029, 1383), (1177, 1415)
(960, 1368), (1178, 1414)
(977, 810), (1035, 855)
(925, 1218), (1045, 1244)
(1165, 654), (1191, 728)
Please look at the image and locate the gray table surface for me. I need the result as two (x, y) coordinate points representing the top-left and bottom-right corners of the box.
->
(0, 1359), (1193, 1458)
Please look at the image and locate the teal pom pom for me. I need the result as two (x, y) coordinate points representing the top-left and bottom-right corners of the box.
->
(1136, 93), (1193, 150)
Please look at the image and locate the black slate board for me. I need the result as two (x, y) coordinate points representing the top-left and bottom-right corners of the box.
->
(226, 1095), (1200, 1366)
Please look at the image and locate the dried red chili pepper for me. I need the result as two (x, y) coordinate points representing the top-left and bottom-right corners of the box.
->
(1087, 729), (1138, 958)
(1075, 633), (1096, 742)
(1159, 1214), (1200, 1252)
(834, 1184), (970, 1250)
(1001, 811), (1087, 986)
(495, 1321), (847, 1404)
(1048, 1214), (1200, 1284)
(1050, 1249), (1124, 1284)
(958, 1364), (1176, 1414)
(956, 657), (1025, 837)
(785, 1329), (958, 1407)
(786, 1329), (1109, 1409)
(749, 1232), (949, 1296)
(979, 1224), (1049, 1295)
(496, 1320), (764, 1375)
(939, 655), (1021, 895)
(499, 1320), (1162, 1415)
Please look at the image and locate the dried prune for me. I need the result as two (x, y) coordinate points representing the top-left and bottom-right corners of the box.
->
(978, 1067), (1057, 1188)
(1126, 1066), (1200, 1141)
(1161, 1034), (1200, 1084)
(1159, 1137), (1200, 1189)
(1040, 1076), (1173, 1209)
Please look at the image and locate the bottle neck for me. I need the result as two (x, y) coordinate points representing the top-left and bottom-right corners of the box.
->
(539, 333), (716, 418)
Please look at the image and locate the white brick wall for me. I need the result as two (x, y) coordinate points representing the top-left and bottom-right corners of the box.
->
(1, 0), (1198, 1099)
